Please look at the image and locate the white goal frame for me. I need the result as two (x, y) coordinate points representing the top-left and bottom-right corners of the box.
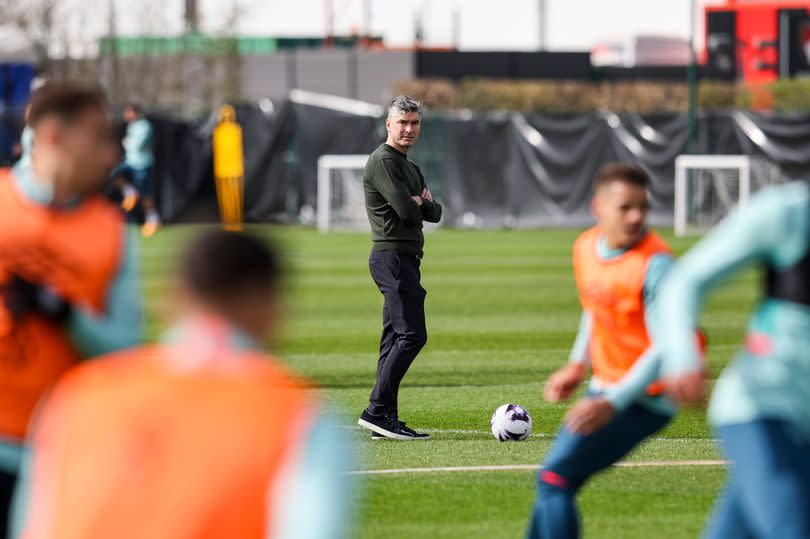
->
(317, 154), (370, 232)
(674, 154), (756, 237)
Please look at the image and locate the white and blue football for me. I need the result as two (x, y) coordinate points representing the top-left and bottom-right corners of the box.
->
(490, 403), (532, 441)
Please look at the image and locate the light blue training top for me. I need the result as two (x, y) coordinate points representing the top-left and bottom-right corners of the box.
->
(123, 117), (154, 169)
(658, 181), (810, 439)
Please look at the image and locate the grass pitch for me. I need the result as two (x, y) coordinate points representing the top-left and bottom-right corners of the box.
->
(141, 227), (755, 539)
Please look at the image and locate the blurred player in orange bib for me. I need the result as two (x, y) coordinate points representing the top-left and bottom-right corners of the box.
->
(0, 82), (141, 538)
(12, 230), (351, 539)
(528, 164), (687, 539)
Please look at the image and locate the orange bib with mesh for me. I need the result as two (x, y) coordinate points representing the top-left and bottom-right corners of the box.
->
(573, 227), (671, 394)
(22, 345), (317, 539)
(0, 168), (123, 441)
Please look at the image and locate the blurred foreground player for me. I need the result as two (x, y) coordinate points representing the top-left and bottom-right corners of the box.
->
(13, 230), (352, 539)
(527, 164), (678, 539)
(0, 82), (141, 537)
(659, 181), (810, 539)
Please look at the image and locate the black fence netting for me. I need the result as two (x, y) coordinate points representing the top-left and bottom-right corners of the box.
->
(142, 101), (810, 227)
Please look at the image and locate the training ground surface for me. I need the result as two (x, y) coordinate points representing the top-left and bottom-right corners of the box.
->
(142, 227), (755, 539)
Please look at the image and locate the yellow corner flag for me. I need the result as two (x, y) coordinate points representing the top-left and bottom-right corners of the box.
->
(212, 105), (245, 231)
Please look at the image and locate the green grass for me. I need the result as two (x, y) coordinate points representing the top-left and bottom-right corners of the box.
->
(141, 226), (754, 539)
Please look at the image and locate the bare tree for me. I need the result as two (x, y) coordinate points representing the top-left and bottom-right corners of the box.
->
(114, 0), (177, 107)
(3, 0), (250, 115)
(0, 0), (105, 82)
(211, 1), (246, 107)
(0, 0), (56, 67)
(109, 0), (248, 115)
(0, 0), (54, 40)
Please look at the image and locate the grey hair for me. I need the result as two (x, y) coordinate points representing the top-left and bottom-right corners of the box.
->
(388, 95), (421, 119)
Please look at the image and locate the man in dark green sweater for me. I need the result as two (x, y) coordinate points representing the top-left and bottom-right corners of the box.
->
(357, 96), (442, 440)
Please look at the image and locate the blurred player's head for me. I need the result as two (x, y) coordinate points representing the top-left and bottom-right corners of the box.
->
(592, 163), (651, 249)
(385, 95), (421, 153)
(123, 102), (143, 123)
(181, 230), (282, 343)
(28, 81), (117, 202)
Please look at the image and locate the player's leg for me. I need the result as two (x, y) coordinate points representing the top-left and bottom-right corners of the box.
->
(134, 166), (160, 237)
(368, 303), (397, 440)
(380, 254), (426, 414)
(717, 419), (810, 539)
(109, 161), (128, 183)
(366, 251), (399, 417)
(109, 163), (139, 213)
(702, 479), (756, 539)
(363, 252), (425, 418)
(362, 251), (428, 438)
(528, 401), (671, 539)
(369, 303), (395, 416)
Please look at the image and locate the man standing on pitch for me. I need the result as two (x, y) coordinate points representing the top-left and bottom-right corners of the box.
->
(357, 96), (442, 440)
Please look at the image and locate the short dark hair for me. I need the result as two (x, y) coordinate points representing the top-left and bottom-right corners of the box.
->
(27, 81), (107, 127)
(595, 163), (650, 190)
(183, 230), (281, 301)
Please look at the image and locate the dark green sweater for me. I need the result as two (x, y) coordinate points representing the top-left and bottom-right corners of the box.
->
(363, 144), (442, 257)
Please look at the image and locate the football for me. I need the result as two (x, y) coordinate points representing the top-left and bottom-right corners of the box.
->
(490, 403), (533, 441)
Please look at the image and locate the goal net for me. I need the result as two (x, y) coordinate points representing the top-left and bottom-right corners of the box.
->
(674, 154), (785, 236)
(317, 155), (370, 232)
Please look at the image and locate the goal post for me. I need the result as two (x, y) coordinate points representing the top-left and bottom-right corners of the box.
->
(674, 154), (783, 237)
(317, 154), (370, 232)
(316, 153), (443, 233)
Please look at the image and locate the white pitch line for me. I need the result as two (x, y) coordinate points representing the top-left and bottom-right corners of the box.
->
(350, 464), (540, 476)
(614, 460), (727, 468)
(343, 425), (718, 442)
(349, 460), (727, 476)
(344, 425), (552, 438)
